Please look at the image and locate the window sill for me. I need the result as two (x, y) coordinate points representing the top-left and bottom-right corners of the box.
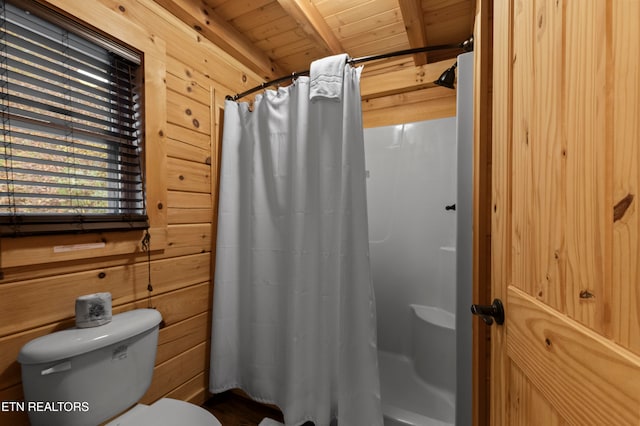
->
(0, 227), (168, 269)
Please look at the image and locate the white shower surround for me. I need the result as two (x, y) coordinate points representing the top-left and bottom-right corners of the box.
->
(365, 117), (457, 355)
(364, 51), (474, 426)
(364, 117), (457, 426)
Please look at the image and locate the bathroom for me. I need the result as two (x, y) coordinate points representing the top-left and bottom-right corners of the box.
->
(2, 0), (637, 425)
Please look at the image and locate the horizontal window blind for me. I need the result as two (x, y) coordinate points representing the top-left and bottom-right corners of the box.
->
(0, 0), (147, 236)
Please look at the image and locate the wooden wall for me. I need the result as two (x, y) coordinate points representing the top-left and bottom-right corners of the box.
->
(0, 0), (263, 424)
(361, 75), (457, 128)
(362, 85), (457, 128)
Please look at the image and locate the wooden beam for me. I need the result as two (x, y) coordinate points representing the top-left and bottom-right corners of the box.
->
(398, 0), (428, 66)
(276, 0), (343, 56)
(360, 58), (456, 99)
(153, 0), (279, 79)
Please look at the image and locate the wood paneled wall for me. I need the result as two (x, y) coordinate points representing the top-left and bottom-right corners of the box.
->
(362, 85), (457, 128)
(0, 1), (261, 424)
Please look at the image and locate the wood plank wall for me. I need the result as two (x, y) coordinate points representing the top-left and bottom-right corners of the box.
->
(362, 85), (457, 128)
(0, 0), (261, 424)
(0, 1), (457, 424)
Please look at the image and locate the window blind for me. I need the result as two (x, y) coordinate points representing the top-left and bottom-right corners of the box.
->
(0, 0), (147, 236)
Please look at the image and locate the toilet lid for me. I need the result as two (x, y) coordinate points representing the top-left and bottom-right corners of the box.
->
(107, 398), (221, 426)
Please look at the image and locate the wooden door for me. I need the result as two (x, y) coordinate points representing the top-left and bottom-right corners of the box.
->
(490, 0), (640, 424)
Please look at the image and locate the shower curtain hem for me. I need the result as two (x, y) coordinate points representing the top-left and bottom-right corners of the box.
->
(209, 384), (329, 426)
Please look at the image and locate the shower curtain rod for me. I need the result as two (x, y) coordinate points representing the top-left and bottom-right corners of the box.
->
(226, 37), (473, 101)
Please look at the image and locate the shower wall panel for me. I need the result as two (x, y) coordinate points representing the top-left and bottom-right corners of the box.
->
(364, 118), (457, 356)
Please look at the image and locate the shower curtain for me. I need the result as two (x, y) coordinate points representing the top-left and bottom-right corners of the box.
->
(210, 65), (382, 426)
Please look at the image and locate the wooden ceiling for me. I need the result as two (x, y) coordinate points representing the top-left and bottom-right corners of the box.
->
(154, 0), (476, 97)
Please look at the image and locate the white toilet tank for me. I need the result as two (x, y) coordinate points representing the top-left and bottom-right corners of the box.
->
(18, 309), (163, 426)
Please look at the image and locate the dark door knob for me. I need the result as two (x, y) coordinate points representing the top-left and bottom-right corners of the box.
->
(470, 299), (504, 326)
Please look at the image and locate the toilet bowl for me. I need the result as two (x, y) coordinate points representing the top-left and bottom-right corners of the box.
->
(18, 309), (220, 426)
(106, 397), (220, 426)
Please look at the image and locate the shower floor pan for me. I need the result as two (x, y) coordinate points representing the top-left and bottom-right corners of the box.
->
(378, 350), (454, 426)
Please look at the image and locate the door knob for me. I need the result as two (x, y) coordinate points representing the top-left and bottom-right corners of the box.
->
(470, 299), (504, 326)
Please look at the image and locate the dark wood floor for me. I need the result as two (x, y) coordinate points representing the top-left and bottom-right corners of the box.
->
(203, 391), (285, 426)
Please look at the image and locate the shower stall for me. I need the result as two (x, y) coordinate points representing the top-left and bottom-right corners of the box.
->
(363, 52), (473, 426)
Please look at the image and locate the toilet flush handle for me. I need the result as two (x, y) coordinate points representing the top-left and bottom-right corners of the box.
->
(41, 360), (71, 375)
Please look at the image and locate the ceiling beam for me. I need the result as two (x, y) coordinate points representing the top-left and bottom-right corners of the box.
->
(398, 0), (429, 66)
(153, 0), (279, 79)
(276, 0), (344, 56)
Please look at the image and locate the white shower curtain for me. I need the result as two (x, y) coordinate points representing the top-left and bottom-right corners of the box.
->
(210, 65), (382, 426)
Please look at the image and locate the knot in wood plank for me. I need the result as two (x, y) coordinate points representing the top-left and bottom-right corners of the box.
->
(613, 193), (634, 222)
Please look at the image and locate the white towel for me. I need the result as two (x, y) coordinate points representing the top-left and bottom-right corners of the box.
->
(309, 53), (349, 101)
(258, 418), (284, 426)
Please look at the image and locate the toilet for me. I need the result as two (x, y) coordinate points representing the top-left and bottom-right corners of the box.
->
(18, 309), (221, 426)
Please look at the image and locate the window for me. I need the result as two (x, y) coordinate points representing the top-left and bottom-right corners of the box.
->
(0, 0), (147, 237)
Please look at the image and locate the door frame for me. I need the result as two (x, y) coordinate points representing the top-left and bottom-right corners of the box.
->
(472, 0), (494, 425)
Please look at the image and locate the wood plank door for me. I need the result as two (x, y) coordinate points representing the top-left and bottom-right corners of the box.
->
(490, 0), (640, 424)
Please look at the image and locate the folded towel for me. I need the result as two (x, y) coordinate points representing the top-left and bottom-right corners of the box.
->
(258, 418), (284, 426)
(309, 53), (349, 101)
